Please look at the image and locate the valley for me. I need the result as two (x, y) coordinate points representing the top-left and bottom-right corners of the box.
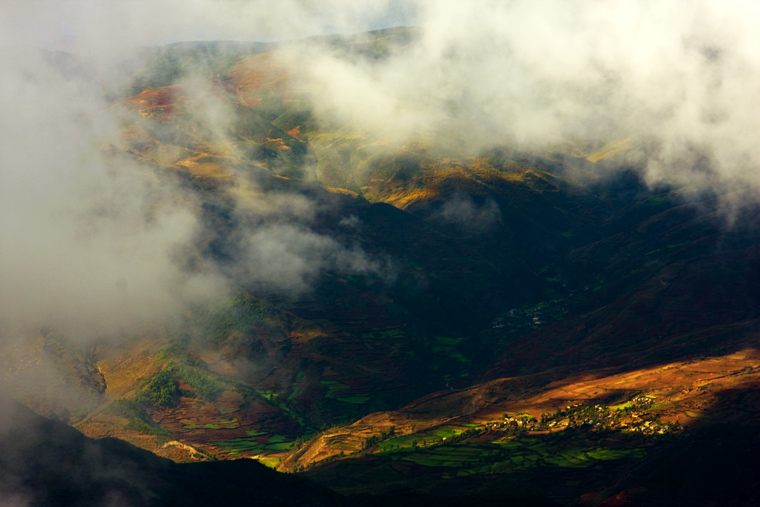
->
(3, 26), (760, 506)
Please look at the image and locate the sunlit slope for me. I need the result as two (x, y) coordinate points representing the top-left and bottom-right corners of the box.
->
(283, 349), (760, 472)
(117, 27), (421, 186)
(281, 349), (760, 504)
(120, 64), (309, 183)
(117, 33), (625, 217)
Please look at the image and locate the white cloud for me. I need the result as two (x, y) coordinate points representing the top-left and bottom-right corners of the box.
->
(0, 48), (226, 340)
(285, 0), (760, 192)
(1, 0), (759, 342)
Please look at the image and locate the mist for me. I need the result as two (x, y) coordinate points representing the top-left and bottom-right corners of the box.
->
(0, 48), (229, 341)
(285, 0), (760, 196)
(0, 1), (758, 360)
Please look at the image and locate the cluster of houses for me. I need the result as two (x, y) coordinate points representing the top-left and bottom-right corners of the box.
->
(489, 396), (679, 437)
(491, 298), (570, 331)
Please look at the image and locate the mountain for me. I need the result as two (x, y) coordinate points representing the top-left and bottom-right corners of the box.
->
(0, 395), (563, 506)
(0, 395), (343, 506)
(3, 27), (760, 506)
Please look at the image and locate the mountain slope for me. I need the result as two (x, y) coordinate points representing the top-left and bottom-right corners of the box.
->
(0, 395), (344, 507)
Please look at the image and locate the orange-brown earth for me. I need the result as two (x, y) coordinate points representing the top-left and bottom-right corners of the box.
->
(227, 51), (295, 107)
(124, 85), (189, 122)
(279, 348), (760, 471)
(73, 329), (309, 463)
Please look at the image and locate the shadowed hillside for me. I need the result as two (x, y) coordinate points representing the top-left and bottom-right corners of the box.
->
(0, 395), (344, 506)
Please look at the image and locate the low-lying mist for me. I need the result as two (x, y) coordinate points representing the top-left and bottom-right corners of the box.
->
(0, 48), (228, 341)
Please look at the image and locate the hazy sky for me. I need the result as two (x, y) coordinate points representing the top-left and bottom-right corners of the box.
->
(0, 0), (418, 51)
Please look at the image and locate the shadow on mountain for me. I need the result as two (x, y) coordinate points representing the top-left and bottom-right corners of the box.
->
(593, 392), (760, 507)
(0, 396), (342, 506)
(0, 396), (563, 506)
(486, 195), (760, 381)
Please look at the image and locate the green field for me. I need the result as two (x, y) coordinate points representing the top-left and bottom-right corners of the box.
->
(320, 380), (370, 404)
(212, 434), (293, 456)
(182, 417), (239, 430)
(375, 434), (648, 477)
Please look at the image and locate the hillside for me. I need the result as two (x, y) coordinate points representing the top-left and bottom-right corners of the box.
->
(0, 395), (343, 506)
(3, 27), (760, 506)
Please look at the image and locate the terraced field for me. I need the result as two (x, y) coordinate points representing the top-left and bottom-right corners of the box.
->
(280, 349), (760, 475)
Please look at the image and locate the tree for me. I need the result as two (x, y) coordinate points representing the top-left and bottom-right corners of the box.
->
(148, 369), (180, 407)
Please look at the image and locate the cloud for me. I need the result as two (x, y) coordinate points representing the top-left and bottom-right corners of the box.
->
(1, 0), (759, 343)
(436, 194), (501, 231)
(0, 39), (387, 342)
(227, 223), (380, 294)
(0, 48), (227, 340)
(8, 0), (756, 197)
(283, 0), (760, 195)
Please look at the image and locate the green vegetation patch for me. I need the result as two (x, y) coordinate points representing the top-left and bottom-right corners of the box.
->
(586, 448), (646, 461)
(214, 437), (265, 455)
(187, 418), (235, 430)
(321, 380), (350, 399)
(258, 457), (282, 468)
(448, 352), (471, 364)
(213, 434), (293, 456)
(429, 426), (464, 439)
(378, 434), (422, 452)
(150, 344), (229, 402)
(319, 380), (369, 404)
(434, 336), (464, 346)
(107, 399), (169, 438)
(194, 294), (280, 344)
(335, 394), (371, 404)
(168, 360), (226, 401)
(265, 442), (293, 451)
(146, 368), (180, 407)
(377, 432), (649, 479)
(429, 446), (486, 456)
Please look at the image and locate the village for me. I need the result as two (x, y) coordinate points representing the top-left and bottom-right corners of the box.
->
(491, 396), (680, 437)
